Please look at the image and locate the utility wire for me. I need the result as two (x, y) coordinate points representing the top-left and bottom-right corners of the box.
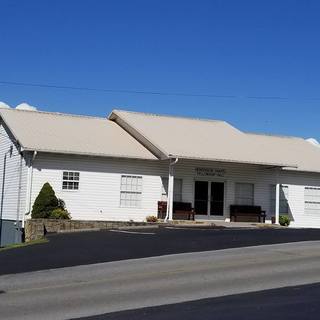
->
(0, 80), (319, 101)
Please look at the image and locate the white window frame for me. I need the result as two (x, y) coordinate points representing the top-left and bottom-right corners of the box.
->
(304, 187), (320, 214)
(62, 171), (80, 191)
(235, 183), (254, 205)
(120, 175), (143, 208)
(161, 177), (183, 202)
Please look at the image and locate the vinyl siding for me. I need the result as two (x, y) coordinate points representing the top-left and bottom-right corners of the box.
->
(280, 171), (320, 228)
(0, 123), (28, 222)
(31, 153), (168, 221)
(30, 154), (320, 227)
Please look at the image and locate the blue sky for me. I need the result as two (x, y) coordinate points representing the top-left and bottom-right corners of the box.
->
(1, 0), (320, 139)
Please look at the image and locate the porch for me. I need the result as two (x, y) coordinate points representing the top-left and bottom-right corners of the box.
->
(159, 158), (286, 225)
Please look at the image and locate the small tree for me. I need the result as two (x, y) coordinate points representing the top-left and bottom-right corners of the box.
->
(32, 182), (59, 218)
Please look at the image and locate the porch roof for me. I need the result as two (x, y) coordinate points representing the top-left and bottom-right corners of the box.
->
(110, 110), (320, 173)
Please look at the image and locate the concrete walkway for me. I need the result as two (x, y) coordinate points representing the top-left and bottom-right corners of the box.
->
(167, 219), (279, 229)
(1, 240), (320, 320)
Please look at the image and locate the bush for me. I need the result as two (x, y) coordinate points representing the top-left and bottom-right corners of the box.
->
(146, 215), (158, 223)
(57, 198), (66, 210)
(279, 215), (290, 226)
(32, 182), (59, 218)
(50, 208), (70, 220)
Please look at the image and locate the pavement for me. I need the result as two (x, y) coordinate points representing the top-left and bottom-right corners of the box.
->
(2, 226), (320, 275)
(1, 240), (320, 320)
(79, 283), (320, 320)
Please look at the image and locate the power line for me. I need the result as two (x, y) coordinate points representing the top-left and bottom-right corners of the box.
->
(0, 80), (319, 101)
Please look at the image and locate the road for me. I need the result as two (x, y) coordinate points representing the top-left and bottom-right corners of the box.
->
(80, 283), (320, 320)
(1, 240), (320, 320)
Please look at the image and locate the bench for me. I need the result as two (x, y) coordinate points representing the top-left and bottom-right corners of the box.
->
(158, 201), (195, 220)
(230, 205), (266, 223)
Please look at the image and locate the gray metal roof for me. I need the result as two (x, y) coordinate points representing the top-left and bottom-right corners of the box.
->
(0, 108), (157, 160)
(2, 107), (320, 173)
(110, 110), (320, 172)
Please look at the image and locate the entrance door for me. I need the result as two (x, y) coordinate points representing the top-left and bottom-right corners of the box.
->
(194, 181), (209, 215)
(194, 181), (224, 216)
(210, 182), (224, 216)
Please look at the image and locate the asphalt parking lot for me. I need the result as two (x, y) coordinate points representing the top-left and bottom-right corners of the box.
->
(1, 226), (320, 275)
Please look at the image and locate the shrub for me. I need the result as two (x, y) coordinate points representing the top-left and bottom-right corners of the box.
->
(279, 215), (290, 226)
(32, 183), (59, 218)
(146, 215), (158, 223)
(50, 208), (70, 220)
(57, 198), (66, 210)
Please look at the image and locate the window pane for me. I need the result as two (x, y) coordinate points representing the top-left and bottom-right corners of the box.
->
(120, 175), (142, 207)
(235, 183), (254, 205)
(62, 171), (80, 190)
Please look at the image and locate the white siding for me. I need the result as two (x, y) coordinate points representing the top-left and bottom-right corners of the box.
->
(172, 160), (279, 221)
(30, 155), (279, 222)
(0, 123), (28, 221)
(31, 153), (167, 222)
(279, 171), (320, 228)
(30, 154), (320, 227)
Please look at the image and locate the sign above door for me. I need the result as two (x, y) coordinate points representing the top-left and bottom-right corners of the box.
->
(195, 167), (226, 177)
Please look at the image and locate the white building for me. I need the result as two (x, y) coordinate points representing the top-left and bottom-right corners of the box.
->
(1, 108), (320, 245)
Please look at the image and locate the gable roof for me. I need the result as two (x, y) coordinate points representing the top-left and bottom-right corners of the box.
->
(0, 108), (156, 160)
(110, 110), (320, 173)
(2, 107), (320, 173)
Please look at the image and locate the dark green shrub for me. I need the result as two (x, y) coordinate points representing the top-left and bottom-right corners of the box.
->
(57, 198), (66, 210)
(279, 215), (290, 226)
(31, 183), (59, 218)
(50, 208), (70, 220)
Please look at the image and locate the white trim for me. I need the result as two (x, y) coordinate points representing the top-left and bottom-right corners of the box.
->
(194, 179), (226, 218)
(23, 151), (36, 227)
(275, 183), (280, 224)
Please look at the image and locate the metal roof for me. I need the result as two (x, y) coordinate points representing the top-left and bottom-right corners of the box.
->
(0, 108), (157, 160)
(2, 107), (320, 173)
(110, 110), (320, 172)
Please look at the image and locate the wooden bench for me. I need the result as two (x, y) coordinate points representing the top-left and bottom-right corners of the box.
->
(158, 201), (195, 220)
(230, 205), (266, 223)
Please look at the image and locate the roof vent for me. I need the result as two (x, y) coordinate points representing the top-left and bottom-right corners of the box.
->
(306, 138), (320, 146)
(0, 101), (11, 109)
(16, 102), (37, 111)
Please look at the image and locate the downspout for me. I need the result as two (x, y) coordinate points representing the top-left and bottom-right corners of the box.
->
(275, 168), (281, 225)
(22, 150), (37, 229)
(14, 153), (23, 243)
(164, 157), (179, 222)
(0, 146), (13, 246)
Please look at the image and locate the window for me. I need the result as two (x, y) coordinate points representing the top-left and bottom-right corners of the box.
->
(271, 185), (289, 214)
(62, 171), (80, 190)
(305, 187), (320, 214)
(161, 177), (182, 202)
(235, 183), (254, 205)
(120, 175), (142, 207)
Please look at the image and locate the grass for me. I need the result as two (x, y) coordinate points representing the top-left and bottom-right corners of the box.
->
(0, 238), (49, 252)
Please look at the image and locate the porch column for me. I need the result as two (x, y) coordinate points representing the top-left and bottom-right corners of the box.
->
(165, 158), (178, 222)
(275, 183), (280, 224)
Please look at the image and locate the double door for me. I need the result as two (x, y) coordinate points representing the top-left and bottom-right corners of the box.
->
(194, 181), (224, 216)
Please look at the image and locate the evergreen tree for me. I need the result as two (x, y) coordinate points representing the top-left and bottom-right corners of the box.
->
(31, 182), (59, 218)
